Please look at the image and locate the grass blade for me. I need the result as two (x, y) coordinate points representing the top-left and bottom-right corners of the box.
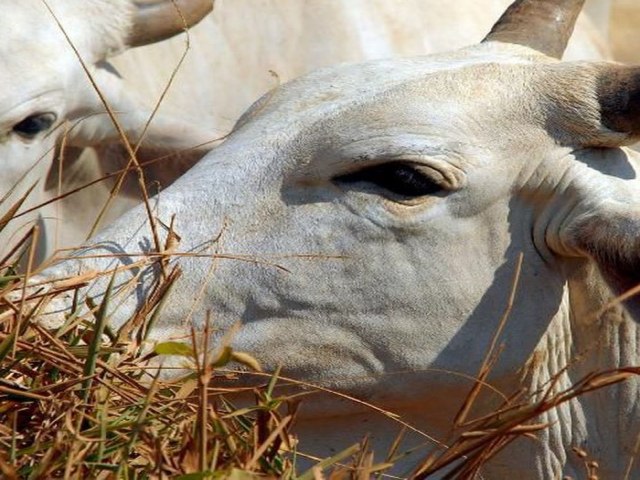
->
(82, 271), (116, 401)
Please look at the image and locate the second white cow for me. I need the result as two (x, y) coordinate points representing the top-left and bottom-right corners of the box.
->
(0, 0), (213, 262)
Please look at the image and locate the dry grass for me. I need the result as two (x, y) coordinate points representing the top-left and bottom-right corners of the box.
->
(0, 231), (371, 479)
(1, 221), (639, 480)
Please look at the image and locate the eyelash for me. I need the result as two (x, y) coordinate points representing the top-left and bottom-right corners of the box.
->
(334, 162), (442, 198)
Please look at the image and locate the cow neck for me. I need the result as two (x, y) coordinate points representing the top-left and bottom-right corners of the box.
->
(520, 260), (640, 477)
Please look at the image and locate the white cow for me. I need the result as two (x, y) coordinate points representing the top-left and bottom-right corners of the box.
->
(0, 0), (213, 263)
(10, 0), (640, 477)
(53, 0), (612, 252)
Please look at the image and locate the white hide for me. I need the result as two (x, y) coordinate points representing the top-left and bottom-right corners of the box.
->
(109, 0), (610, 132)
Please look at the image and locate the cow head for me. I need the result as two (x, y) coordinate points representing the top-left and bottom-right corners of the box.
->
(22, 0), (640, 474)
(0, 0), (212, 259)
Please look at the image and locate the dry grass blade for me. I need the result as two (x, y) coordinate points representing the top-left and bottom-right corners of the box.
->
(413, 366), (640, 479)
(454, 253), (523, 429)
(81, 271), (116, 401)
(41, 0), (164, 262)
(298, 444), (362, 480)
(0, 182), (38, 233)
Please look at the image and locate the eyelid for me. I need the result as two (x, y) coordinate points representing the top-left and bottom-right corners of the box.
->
(410, 163), (466, 191)
(12, 112), (58, 139)
(0, 89), (63, 131)
(334, 161), (452, 199)
(363, 154), (467, 191)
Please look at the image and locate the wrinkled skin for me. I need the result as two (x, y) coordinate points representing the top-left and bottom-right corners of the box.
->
(33, 34), (640, 477)
(0, 0), (211, 261)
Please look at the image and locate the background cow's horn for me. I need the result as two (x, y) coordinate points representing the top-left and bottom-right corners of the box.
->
(597, 65), (640, 140)
(128, 0), (213, 47)
(482, 0), (586, 58)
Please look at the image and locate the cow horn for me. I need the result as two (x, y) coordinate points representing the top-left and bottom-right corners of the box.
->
(127, 0), (213, 47)
(483, 0), (586, 58)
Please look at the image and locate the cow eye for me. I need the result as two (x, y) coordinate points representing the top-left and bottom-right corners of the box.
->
(13, 112), (57, 139)
(334, 162), (442, 197)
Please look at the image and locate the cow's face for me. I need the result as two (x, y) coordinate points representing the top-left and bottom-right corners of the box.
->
(177, 48), (588, 400)
(65, 42), (637, 416)
(0, 0), (132, 251)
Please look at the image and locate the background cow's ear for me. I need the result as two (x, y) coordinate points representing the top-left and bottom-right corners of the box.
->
(46, 140), (207, 199)
(66, 66), (215, 150)
(62, 65), (215, 194)
(90, 140), (208, 198)
(61, 109), (214, 198)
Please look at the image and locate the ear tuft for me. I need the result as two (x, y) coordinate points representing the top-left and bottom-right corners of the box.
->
(597, 65), (640, 141)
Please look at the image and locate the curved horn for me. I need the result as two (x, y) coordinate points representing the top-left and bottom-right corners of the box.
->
(128, 0), (213, 48)
(483, 0), (586, 58)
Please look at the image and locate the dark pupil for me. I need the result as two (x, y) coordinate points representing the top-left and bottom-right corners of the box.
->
(336, 163), (441, 197)
(13, 113), (55, 137)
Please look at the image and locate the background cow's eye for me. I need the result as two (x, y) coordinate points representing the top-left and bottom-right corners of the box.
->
(334, 162), (442, 197)
(13, 112), (57, 139)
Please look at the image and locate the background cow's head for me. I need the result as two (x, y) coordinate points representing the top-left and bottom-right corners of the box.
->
(0, 0), (212, 260)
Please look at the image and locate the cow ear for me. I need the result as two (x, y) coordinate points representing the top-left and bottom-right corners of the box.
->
(596, 65), (640, 143)
(545, 69), (640, 306)
(47, 141), (206, 200)
(86, 141), (207, 198)
(62, 65), (215, 192)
